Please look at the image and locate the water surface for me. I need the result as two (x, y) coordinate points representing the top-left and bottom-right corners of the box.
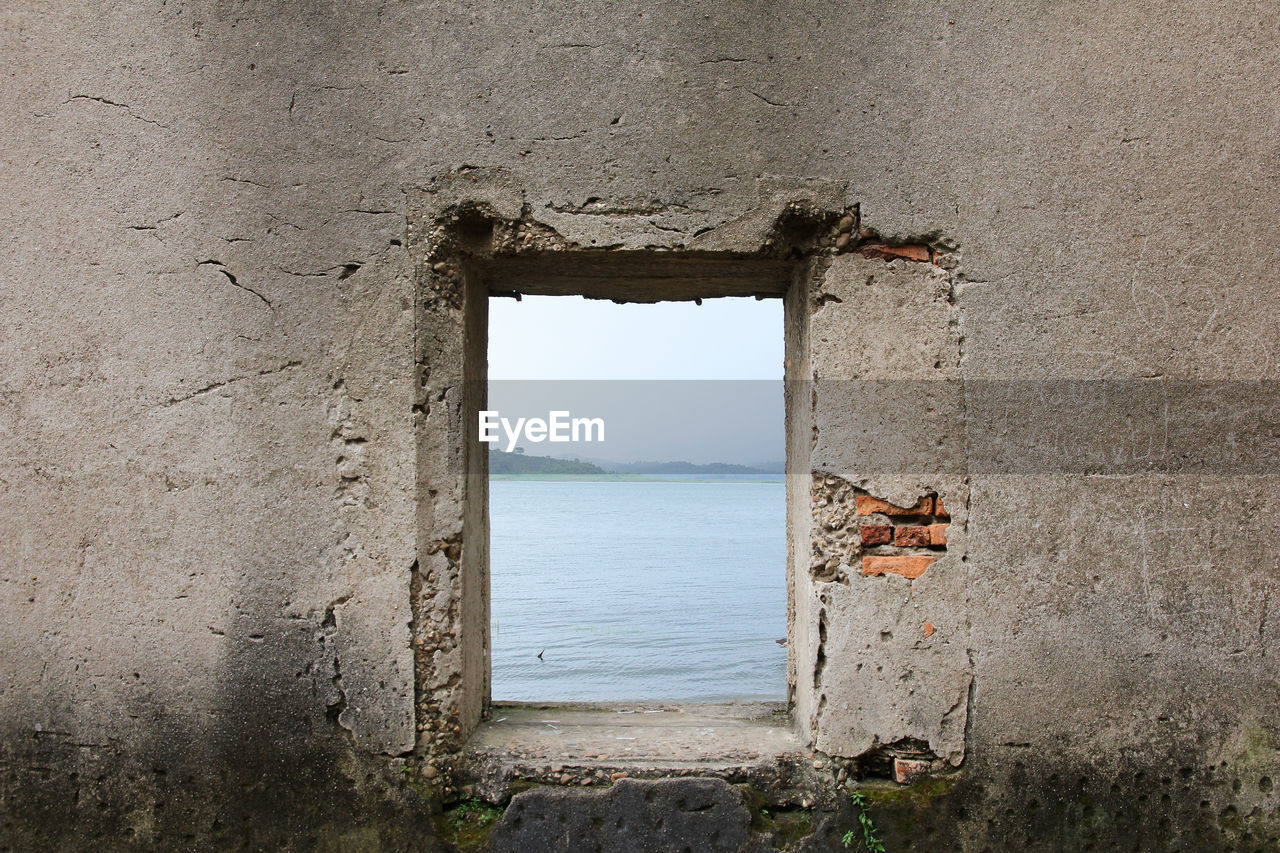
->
(490, 478), (786, 701)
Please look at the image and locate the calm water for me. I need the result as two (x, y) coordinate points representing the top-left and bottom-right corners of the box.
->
(490, 478), (787, 701)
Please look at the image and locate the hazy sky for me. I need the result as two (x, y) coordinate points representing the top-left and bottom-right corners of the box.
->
(487, 295), (785, 464)
(489, 295), (783, 380)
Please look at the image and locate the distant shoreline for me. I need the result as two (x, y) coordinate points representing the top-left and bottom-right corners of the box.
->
(489, 448), (783, 477)
(490, 473), (784, 484)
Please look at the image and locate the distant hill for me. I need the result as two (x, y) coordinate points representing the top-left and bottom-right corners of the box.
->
(497, 450), (786, 476)
(604, 460), (784, 475)
(489, 449), (607, 475)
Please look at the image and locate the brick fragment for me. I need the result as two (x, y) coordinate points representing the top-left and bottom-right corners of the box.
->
(933, 496), (949, 519)
(861, 555), (937, 580)
(893, 525), (931, 547)
(928, 523), (949, 546)
(856, 243), (933, 263)
(855, 495), (933, 516)
(860, 524), (892, 545)
(923, 621), (935, 638)
(893, 757), (933, 785)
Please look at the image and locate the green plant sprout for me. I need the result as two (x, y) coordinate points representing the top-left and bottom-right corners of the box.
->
(842, 790), (885, 852)
(450, 797), (502, 829)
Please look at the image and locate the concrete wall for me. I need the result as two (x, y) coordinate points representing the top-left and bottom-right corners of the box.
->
(3, 1), (1278, 849)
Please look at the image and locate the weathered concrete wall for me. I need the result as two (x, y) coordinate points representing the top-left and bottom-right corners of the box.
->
(804, 253), (971, 772)
(3, 1), (1279, 849)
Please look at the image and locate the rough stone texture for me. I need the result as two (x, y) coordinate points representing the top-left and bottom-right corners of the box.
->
(3, 0), (1280, 849)
(489, 778), (773, 853)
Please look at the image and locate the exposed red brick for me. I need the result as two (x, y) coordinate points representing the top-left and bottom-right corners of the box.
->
(860, 524), (892, 546)
(928, 523), (949, 546)
(856, 243), (933, 263)
(861, 555), (936, 580)
(923, 621), (935, 638)
(855, 495), (933, 516)
(934, 496), (949, 519)
(893, 757), (934, 785)
(893, 525), (931, 547)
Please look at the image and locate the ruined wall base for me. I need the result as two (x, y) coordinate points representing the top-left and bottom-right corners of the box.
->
(5, 739), (1278, 851)
(477, 751), (1280, 852)
(0, 733), (442, 853)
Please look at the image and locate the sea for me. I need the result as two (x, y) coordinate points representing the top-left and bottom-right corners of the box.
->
(489, 475), (788, 702)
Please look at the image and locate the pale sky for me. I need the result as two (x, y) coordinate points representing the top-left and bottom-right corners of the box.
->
(488, 295), (783, 380)
(486, 295), (785, 464)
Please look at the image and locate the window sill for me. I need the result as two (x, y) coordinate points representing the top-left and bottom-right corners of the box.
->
(458, 701), (820, 804)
